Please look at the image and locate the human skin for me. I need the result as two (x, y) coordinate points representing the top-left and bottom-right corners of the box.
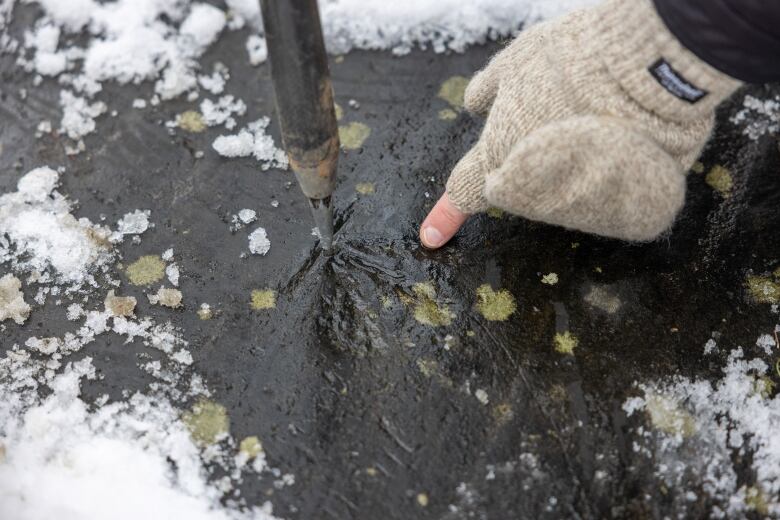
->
(419, 193), (468, 249)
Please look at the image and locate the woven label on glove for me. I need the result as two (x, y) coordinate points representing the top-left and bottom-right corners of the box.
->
(649, 59), (708, 104)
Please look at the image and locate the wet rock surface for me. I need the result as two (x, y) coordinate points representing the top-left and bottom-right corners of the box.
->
(2, 10), (780, 518)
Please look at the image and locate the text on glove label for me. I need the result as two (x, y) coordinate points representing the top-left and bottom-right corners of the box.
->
(649, 59), (708, 104)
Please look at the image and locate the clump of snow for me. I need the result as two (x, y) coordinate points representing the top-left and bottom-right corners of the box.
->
(0, 159), (292, 518)
(22, 0), (600, 150)
(67, 303), (85, 321)
(0, 286), (289, 518)
(198, 63), (229, 95)
(213, 131), (253, 157)
(229, 209), (258, 232)
(0, 167), (114, 289)
(104, 290), (137, 317)
(35, 120), (52, 137)
(756, 334), (776, 356)
(34, 50), (67, 76)
(229, 0), (598, 58)
(59, 90), (107, 140)
(245, 35), (267, 66)
(0, 358), (280, 520)
(731, 95), (780, 141)
(114, 209), (151, 238)
(197, 303), (213, 320)
(200, 95), (246, 130)
(317, 0), (598, 55)
(624, 345), (780, 517)
(213, 118), (288, 171)
(0, 274), (32, 325)
(32, 0), (229, 103)
(166, 264), (180, 286)
(248, 227), (270, 256)
(25, 335), (63, 355)
(239, 209), (256, 224)
(225, 0), (261, 31)
(148, 287), (183, 308)
(28, 0), (96, 32)
(180, 3), (226, 50)
(25, 22), (68, 76)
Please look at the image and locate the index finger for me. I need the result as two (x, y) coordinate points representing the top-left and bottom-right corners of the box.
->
(419, 193), (470, 249)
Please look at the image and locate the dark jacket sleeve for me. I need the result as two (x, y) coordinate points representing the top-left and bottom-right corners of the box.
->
(652, 0), (780, 83)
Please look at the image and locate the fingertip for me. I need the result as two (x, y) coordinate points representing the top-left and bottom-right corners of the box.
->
(420, 226), (445, 249)
(419, 193), (469, 249)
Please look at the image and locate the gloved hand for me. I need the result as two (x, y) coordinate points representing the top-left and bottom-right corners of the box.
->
(420, 0), (741, 249)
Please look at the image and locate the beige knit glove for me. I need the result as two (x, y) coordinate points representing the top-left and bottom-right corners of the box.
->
(446, 0), (742, 241)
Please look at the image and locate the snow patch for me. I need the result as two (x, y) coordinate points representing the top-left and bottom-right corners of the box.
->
(201, 95), (246, 130)
(179, 3), (226, 50)
(213, 118), (288, 171)
(0, 167), (114, 289)
(624, 346), (780, 517)
(246, 35), (267, 66)
(317, 0), (598, 55)
(0, 274), (32, 325)
(731, 95), (780, 141)
(248, 227), (270, 256)
(0, 359), (279, 520)
(59, 90), (107, 140)
(114, 209), (151, 238)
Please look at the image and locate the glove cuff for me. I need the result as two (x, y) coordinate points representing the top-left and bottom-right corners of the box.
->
(592, 0), (742, 122)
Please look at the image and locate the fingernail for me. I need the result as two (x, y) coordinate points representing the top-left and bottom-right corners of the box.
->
(422, 226), (444, 248)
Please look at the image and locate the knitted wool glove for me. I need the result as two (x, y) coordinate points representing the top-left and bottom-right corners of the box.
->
(446, 0), (742, 241)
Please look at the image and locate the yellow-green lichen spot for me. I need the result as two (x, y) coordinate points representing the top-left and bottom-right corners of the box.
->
(745, 486), (770, 516)
(475, 284), (516, 321)
(746, 274), (780, 304)
(250, 289), (277, 310)
(126, 255), (166, 286)
(437, 76), (469, 109)
(438, 108), (458, 121)
(705, 165), (733, 198)
(553, 331), (578, 355)
(411, 282), (454, 327)
(416, 358), (438, 378)
(182, 399), (229, 446)
(492, 402), (513, 424)
(339, 122), (371, 150)
(355, 182), (375, 195)
(753, 376), (776, 399)
(486, 207), (504, 219)
(690, 161), (705, 174)
(176, 110), (207, 133)
(239, 436), (263, 459)
(197, 303), (213, 320)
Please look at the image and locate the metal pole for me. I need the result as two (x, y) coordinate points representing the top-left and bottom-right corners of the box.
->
(260, 0), (339, 251)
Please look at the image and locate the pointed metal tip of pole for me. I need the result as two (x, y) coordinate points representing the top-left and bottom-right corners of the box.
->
(309, 197), (334, 252)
